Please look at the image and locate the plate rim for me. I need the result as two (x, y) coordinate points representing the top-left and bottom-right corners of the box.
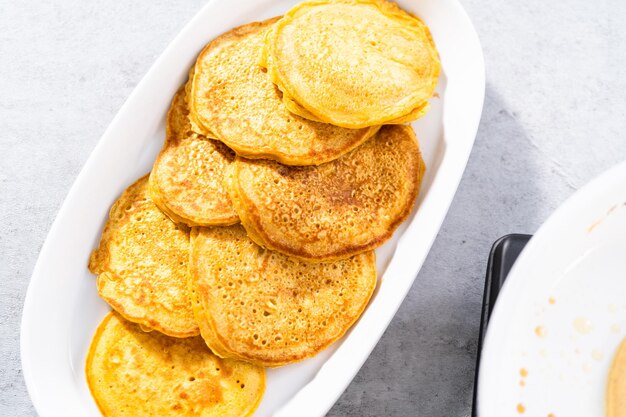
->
(477, 160), (626, 416)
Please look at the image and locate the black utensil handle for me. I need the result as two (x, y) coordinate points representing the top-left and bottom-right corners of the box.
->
(472, 234), (532, 417)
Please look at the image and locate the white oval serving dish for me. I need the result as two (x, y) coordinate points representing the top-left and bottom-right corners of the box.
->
(21, 1), (484, 415)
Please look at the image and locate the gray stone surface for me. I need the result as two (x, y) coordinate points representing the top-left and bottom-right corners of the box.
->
(1, 1), (624, 416)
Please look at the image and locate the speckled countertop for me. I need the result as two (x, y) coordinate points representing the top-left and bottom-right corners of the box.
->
(1, 1), (625, 416)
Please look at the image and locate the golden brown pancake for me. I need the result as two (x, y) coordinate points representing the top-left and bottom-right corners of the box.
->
(189, 18), (379, 166)
(86, 312), (265, 417)
(226, 125), (425, 262)
(262, 0), (440, 128)
(89, 175), (198, 337)
(184, 69), (217, 139)
(149, 87), (238, 227)
(607, 338), (626, 417)
(188, 225), (377, 367)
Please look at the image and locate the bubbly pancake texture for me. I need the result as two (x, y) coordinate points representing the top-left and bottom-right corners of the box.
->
(149, 87), (238, 227)
(226, 125), (425, 262)
(89, 176), (198, 337)
(189, 225), (377, 367)
(189, 18), (379, 166)
(263, 0), (440, 128)
(86, 312), (265, 417)
(186, 68), (218, 139)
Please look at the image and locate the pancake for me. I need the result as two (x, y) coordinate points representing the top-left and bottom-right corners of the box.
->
(185, 69), (217, 139)
(607, 338), (626, 417)
(86, 312), (265, 417)
(149, 87), (238, 227)
(262, 0), (440, 129)
(89, 175), (198, 337)
(189, 225), (377, 367)
(281, 89), (428, 126)
(226, 125), (425, 262)
(189, 18), (379, 166)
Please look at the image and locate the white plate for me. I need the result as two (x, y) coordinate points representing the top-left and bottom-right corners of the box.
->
(478, 161), (626, 417)
(20, 1), (484, 416)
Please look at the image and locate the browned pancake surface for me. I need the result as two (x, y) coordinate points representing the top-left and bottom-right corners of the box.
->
(150, 87), (237, 227)
(89, 176), (198, 337)
(189, 225), (377, 366)
(189, 18), (378, 166)
(227, 125), (425, 262)
(86, 312), (265, 417)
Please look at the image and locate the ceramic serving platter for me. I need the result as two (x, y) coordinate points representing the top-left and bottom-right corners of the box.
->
(21, 1), (484, 415)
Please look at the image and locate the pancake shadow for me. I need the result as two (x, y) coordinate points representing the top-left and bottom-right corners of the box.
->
(328, 84), (546, 417)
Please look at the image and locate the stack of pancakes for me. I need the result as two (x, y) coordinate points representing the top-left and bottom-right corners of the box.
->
(86, 1), (439, 415)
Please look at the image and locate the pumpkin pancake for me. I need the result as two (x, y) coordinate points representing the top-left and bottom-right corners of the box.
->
(262, 0), (440, 128)
(89, 176), (198, 337)
(86, 312), (265, 417)
(607, 338), (626, 417)
(189, 18), (379, 166)
(149, 87), (238, 227)
(188, 225), (377, 367)
(226, 125), (425, 262)
(185, 68), (217, 139)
